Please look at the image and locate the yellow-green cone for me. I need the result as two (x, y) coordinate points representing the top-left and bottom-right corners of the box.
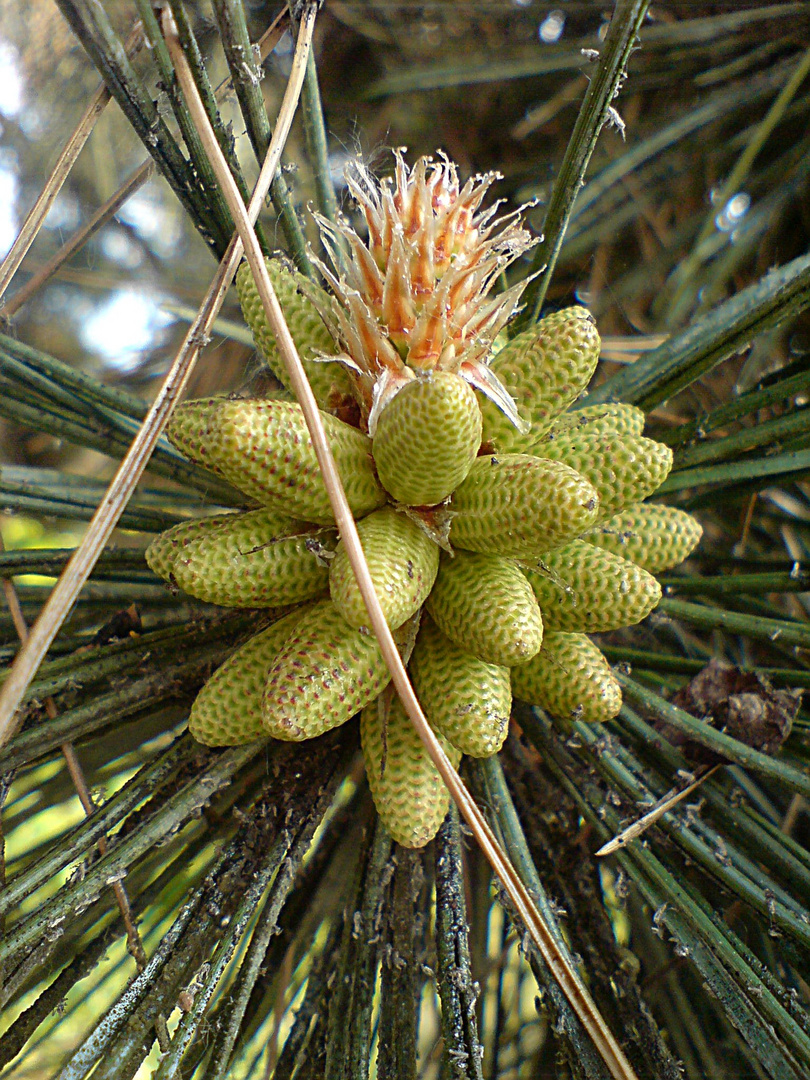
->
(145, 513), (238, 581)
(449, 454), (600, 558)
(587, 504), (703, 573)
(547, 403), (645, 440)
(372, 372), (482, 505)
(361, 692), (461, 849)
(167, 398), (386, 525)
(162, 397), (234, 480)
(329, 507), (439, 630)
(510, 631), (622, 725)
(426, 550), (543, 666)
(534, 433), (673, 523)
(188, 607), (311, 746)
(262, 600), (389, 740)
(236, 258), (354, 410)
(410, 615), (511, 757)
(479, 307), (601, 451)
(523, 539), (661, 632)
(148, 508), (335, 607)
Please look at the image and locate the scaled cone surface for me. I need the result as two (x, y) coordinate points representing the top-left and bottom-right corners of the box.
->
(148, 152), (700, 846)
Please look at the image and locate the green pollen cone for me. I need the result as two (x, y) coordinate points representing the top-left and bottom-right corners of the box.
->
(478, 306), (600, 451)
(548, 402), (645, 440)
(372, 371), (482, 506)
(262, 600), (389, 741)
(361, 692), (460, 849)
(449, 454), (600, 558)
(162, 397), (235, 480)
(236, 258), (354, 410)
(188, 606), (312, 746)
(410, 615), (511, 757)
(145, 513), (239, 581)
(426, 550), (543, 666)
(167, 398), (386, 525)
(586, 504), (703, 573)
(329, 507), (439, 630)
(535, 433), (673, 523)
(148, 508), (335, 608)
(523, 539), (661, 632)
(510, 631), (622, 725)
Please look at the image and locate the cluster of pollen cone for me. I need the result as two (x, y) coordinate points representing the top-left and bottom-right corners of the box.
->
(146, 152), (702, 848)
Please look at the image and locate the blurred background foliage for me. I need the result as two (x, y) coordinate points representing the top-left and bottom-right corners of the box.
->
(4, 1), (810, 1078)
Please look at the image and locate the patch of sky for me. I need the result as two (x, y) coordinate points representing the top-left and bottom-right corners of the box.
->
(0, 154), (19, 257)
(0, 38), (42, 137)
(272, 29), (294, 76)
(539, 10), (565, 44)
(44, 192), (81, 233)
(18, 105), (47, 140)
(38, 286), (94, 323)
(98, 227), (145, 270)
(80, 289), (175, 372)
(715, 192), (750, 233)
(276, 30), (293, 54)
(115, 186), (184, 260)
(0, 40), (23, 119)
(328, 149), (352, 189)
